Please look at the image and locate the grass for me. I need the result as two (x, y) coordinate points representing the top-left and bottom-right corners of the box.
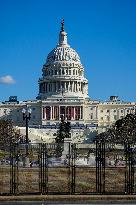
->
(0, 166), (135, 194)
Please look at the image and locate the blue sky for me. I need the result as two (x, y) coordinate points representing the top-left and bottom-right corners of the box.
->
(0, 0), (136, 102)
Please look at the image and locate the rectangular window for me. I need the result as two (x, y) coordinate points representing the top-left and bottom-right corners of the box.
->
(107, 116), (110, 121)
(114, 115), (117, 120)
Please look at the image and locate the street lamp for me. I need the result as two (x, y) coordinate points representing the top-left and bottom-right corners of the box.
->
(22, 107), (32, 155)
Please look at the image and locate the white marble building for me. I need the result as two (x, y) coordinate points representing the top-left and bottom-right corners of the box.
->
(37, 20), (91, 125)
(0, 21), (136, 142)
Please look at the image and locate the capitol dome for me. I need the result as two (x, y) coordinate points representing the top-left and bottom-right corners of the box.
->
(37, 20), (89, 100)
(46, 46), (81, 65)
(45, 25), (82, 69)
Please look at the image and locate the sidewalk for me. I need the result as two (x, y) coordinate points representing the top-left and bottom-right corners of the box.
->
(0, 194), (136, 202)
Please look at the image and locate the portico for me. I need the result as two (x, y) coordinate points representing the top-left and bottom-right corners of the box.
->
(42, 105), (83, 121)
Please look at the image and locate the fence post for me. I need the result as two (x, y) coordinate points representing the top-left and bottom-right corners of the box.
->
(125, 140), (134, 194)
(71, 144), (76, 194)
(96, 139), (105, 194)
(39, 143), (48, 194)
(10, 143), (19, 195)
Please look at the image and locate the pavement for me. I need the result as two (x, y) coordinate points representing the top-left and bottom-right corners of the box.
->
(0, 201), (136, 205)
(0, 195), (136, 204)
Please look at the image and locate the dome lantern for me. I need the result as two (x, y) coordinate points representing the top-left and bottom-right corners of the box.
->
(59, 19), (68, 46)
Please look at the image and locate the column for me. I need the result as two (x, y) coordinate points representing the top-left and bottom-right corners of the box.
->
(58, 106), (60, 120)
(79, 82), (81, 92)
(74, 107), (75, 120)
(65, 106), (66, 119)
(57, 106), (59, 120)
(51, 83), (53, 92)
(53, 106), (54, 119)
(80, 106), (81, 119)
(42, 83), (44, 93)
(68, 82), (70, 91)
(53, 82), (54, 92)
(64, 82), (66, 91)
(44, 83), (46, 92)
(47, 83), (48, 93)
(45, 107), (46, 120)
(59, 81), (61, 91)
(81, 82), (83, 93)
(42, 107), (44, 119)
(56, 81), (58, 92)
(43, 107), (46, 120)
(71, 107), (73, 120)
(57, 81), (60, 92)
(77, 81), (79, 92)
(54, 82), (55, 92)
(74, 82), (76, 92)
(52, 82), (53, 92)
(67, 106), (69, 120)
(81, 106), (83, 119)
(72, 82), (74, 92)
(50, 106), (52, 120)
(95, 106), (97, 120)
(55, 82), (56, 92)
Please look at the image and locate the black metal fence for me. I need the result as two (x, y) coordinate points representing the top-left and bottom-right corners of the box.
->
(0, 140), (136, 195)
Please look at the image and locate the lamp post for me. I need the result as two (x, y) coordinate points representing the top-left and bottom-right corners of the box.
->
(22, 107), (32, 156)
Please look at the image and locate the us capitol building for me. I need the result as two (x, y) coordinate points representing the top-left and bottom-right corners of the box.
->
(0, 21), (136, 143)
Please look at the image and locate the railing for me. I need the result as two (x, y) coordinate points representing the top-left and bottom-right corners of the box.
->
(29, 124), (97, 129)
(0, 141), (135, 195)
